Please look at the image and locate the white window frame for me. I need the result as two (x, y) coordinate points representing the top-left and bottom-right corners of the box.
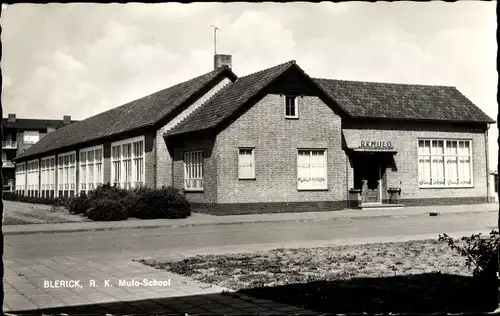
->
(15, 162), (26, 194)
(238, 148), (256, 180)
(111, 136), (146, 190)
(79, 145), (104, 194)
(41, 156), (56, 197)
(284, 95), (299, 119)
(27, 159), (39, 195)
(297, 149), (328, 191)
(57, 151), (76, 196)
(418, 138), (474, 188)
(183, 150), (204, 191)
(23, 131), (40, 144)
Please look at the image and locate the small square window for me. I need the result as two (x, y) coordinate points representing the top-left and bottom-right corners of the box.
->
(284, 95), (298, 118)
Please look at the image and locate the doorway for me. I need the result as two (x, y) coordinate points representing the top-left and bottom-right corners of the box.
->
(352, 153), (385, 204)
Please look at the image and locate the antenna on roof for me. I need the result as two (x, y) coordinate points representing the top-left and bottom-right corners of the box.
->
(209, 25), (220, 55)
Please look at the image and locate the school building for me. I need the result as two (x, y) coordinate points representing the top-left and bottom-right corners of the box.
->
(13, 55), (495, 214)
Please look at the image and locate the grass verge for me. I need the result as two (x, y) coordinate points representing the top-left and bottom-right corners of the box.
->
(140, 239), (496, 313)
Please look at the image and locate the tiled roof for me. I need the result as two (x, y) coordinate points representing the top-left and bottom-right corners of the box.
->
(314, 78), (495, 124)
(2, 118), (77, 130)
(166, 60), (297, 136)
(15, 66), (235, 160)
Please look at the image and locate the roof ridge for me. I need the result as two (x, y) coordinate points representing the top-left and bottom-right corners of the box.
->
(237, 60), (296, 80)
(313, 77), (456, 88)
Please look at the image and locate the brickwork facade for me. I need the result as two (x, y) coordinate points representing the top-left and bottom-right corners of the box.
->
(155, 78), (232, 188)
(214, 94), (346, 204)
(343, 121), (489, 203)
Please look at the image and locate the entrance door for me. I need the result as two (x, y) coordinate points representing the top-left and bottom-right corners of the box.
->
(353, 154), (382, 204)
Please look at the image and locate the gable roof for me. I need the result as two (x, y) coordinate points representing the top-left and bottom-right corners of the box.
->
(166, 60), (297, 137)
(166, 65), (494, 139)
(15, 66), (236, 161)
(2, 118), (78, 130)
(314, 78), (495, 124)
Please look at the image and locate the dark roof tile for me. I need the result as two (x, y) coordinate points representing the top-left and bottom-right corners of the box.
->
(314, 78), (495, 124)
(166, 60), (296, 136)
(15, 67), (234, 160)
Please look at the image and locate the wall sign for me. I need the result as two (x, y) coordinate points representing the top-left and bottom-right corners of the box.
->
(360, 140), (393, 149)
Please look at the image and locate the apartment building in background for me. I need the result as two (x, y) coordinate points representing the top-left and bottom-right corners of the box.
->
(2, 113), (77, 191)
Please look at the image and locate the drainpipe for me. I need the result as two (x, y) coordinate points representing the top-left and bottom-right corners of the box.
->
(485, 125), (490, 203)
(345, 154), (349, 209)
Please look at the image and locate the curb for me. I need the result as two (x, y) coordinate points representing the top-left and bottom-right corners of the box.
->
(3, 209), (496, 236)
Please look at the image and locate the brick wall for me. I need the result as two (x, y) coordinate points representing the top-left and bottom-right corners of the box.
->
(155, 78), (232, 188)
(17, 131), (47, 154)
(171, 137), (218, 204)
(215, 94), (346, 204)
(344, 122), (488, 201)
(144, 132), (156, 188)
(102, 141), (112, 185)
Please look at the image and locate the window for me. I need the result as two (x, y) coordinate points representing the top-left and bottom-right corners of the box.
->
(27, 159), (39, 195)
(58, 152), (76, 196)
(297, 149), (327, 190)
(111, 136), (145, 189)
(133, 141), (144, 188)
(15, 162), (26, 194)
(418, 139), (473, 187)
(284, 95), (298, 118)
(238, 148), (255, 179)
(79, 146), (104, 194)
(184, 150), (203, 190)
(23, 131), (40, 144)
(41, 156), (56, 197)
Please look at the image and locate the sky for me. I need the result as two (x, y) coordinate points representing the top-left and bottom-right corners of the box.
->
(1, 2), (498, 169)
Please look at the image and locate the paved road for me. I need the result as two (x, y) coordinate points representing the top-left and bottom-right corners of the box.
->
(5, 211), (497, 260)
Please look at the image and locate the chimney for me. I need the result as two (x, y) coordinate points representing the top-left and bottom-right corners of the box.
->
(7, 113), (16, 122)
(63, 115), (71, 125)
(47, 126), (56, 133)
(214, 54), (232, 70)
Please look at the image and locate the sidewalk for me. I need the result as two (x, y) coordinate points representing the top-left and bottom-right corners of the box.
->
(3, 203), (498, 235)
(4, 255), (316, 314)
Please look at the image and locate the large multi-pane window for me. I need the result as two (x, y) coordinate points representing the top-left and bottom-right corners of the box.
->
(79, 146), (104, 194)
(111, 136), (145, 189)
(418, 139), (473, 187)
(41, 156), (56, 198)
(184, 150), (203, 190)
(58, 151), (76, 197)
(297, 149), (327, 190)
(26, 159), (39, 197)
(15, 162), (26, 195)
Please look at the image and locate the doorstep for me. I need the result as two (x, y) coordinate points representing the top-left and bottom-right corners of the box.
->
(358, 203), (405, 210)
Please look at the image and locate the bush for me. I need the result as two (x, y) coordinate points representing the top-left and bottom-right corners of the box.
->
(87, 183), (129, 201)
(66, 192), (91, 215)
(132, 186), (191, 219)
(439, 231), (499, 287)
(86, 198), (128, 221)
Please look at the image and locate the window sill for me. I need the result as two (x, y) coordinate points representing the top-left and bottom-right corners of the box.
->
(239, 177), (256, 180)
(419, 185), (474, 189)
(184, 189), (204, 193)
(297, 188), (329, 191)
(285, 116), (299, 120)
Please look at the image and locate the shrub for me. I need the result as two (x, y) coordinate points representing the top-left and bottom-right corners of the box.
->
(439, 231), (499, 287)
(86, 198), (128, 221)
(66, 192), (91, 215)
(133, 186), (191, 219)
(87, 183), (129, 201)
